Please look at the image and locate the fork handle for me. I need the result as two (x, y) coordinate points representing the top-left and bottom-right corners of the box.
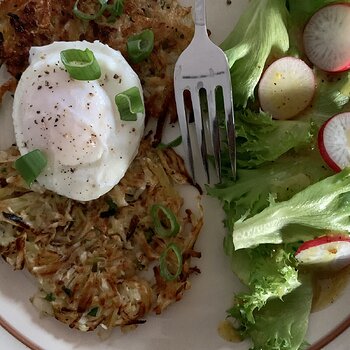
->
(195, 0), (206, 27)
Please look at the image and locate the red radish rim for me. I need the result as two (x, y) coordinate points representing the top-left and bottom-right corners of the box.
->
(336, 61), (350, 73)
(302, 3), (350, 73)
(318, 115), (343, 173)
(296, 234), (350, 255)
(258, 56), (316, 119)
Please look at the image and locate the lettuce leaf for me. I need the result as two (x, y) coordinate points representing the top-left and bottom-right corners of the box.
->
(225, 243), (312, 350)
(287, 0), (350, 27)
(287, 0), (350, 56)
(286, 0), (350, 124)
(212, 1), (350, 348)
(221, 0), (289, 107)
(306, 71), (350, 126)
(227, 245), (300, 323)
(235, 109), (314, 168)
(207, 151), (332, 231)
(245, 279), (313, 350)
(233, 168), (350, 249)
(237, 276), (313, 350)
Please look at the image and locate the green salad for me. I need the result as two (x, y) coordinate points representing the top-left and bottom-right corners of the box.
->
(207, 0), (350, 349)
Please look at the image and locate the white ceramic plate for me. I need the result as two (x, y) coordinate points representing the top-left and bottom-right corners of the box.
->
(1, 1), (350, 349)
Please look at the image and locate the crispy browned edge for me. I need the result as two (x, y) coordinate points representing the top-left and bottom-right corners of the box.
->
(1, 312), (350, 349)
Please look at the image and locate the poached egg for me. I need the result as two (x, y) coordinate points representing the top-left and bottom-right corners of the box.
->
(12, 41), (145, 201)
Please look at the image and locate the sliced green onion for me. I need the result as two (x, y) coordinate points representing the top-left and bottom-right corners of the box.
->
(115, 86), (144, 121)
(159, 243), (183, 281)
(157, 136), (183, 150)
(87, 307), (99, 317)
(60, 48), (101, 81)
(73, 0), (108, 21)
(106, 0), (124, 22)
(112, 0), (124, 16)
(14, 149), (47, 186)
(150, 204), (180, 238)
(127, 29), (154, 63)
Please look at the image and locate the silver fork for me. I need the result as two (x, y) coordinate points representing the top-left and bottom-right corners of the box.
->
(174, 0), (236, 184)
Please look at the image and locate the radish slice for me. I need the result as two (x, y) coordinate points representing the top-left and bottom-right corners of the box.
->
(318, 112), (350, 172)
(295, 235), (350, 269)
(258, 57), (315, 120)
(303, 3), (350, 72)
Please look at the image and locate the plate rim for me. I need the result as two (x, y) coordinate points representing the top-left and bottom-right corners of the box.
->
(0, 315), (43, 350)
(1, 0), (350, 349)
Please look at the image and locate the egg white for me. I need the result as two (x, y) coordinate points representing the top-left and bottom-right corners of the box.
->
(12, 41), (145, 201)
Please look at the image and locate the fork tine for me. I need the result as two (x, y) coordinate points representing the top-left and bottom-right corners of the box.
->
(174, 89), (196, 182)
(207, 87), (221, 181)
(222, 81), (237, 180)
(173, 0), (236, 184)
(190, 87), (210, 183)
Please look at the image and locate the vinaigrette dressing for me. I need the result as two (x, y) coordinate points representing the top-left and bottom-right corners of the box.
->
(312, 264), (350, 312)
